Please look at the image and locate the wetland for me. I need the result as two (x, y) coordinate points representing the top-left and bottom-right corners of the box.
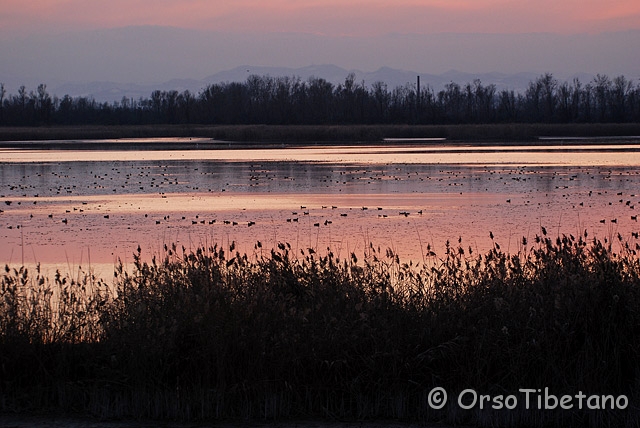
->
(2, 139), (640, 275)
(2, 137), (640, 426)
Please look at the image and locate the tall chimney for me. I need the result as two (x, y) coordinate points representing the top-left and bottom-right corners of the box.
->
(416, 75), (421, 112)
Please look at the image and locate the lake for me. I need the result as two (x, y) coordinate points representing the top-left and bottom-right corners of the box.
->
(1, 140), (640, 278)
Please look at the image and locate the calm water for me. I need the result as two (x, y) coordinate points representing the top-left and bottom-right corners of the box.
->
(2, 141), (640, 277)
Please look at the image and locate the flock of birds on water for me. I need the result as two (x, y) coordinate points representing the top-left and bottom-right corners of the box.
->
(2, 162), (640, 256)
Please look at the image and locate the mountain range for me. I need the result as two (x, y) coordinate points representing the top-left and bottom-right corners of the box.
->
(2, 26), (638, 103)
(51, 65), (592, 103)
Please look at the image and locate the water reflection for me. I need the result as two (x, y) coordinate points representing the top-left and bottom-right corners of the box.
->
(2, 143), (640, 277)
(2, 143), (640, 165)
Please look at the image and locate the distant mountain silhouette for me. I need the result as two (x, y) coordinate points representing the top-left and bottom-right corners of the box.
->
(3, 26), (637, 102)
(53, 79), (208, 103)
(47, 66), (594, 103)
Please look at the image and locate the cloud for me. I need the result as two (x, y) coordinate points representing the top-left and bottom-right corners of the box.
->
(2, 0), (639, 35)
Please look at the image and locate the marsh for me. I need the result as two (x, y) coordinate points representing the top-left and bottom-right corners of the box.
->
(2, 139), (640, 276)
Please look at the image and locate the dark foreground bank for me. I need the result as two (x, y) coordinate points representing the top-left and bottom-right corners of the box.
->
(0, 414), (434, 428)
(1, 233), (640, 427)
(2, 123), (640, 144)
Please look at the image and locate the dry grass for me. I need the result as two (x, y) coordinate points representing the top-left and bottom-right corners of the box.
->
(1, 232), (640, 426)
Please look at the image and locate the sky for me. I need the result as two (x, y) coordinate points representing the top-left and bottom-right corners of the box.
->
(1, 0), (640, 95)
(3, 0), (640, 35)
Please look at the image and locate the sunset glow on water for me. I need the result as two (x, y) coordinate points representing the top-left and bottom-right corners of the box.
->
(2, 141), (640, 279)
(2, 143), (640, 165)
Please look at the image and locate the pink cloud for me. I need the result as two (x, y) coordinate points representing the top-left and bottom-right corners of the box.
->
(2, 0), (639, 35)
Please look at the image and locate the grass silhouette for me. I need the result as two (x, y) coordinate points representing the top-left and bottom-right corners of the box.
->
(1, 231), (639, 426)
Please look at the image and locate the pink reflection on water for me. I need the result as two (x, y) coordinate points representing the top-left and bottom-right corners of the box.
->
(2, 143), (640, 279)
(2, 143), (640, 165)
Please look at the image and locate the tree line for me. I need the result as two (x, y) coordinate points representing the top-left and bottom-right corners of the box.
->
(1, 73), (639, 126)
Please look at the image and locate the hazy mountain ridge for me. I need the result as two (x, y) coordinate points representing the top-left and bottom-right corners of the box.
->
(43, 66), (593, 103)
(53, 79), (209, 103)
(2, 25), (638, 102)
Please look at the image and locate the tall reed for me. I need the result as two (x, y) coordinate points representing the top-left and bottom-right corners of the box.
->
(1, 233), (639, 426)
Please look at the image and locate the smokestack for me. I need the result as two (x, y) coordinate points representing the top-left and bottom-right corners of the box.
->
(417, 75), (421, 111)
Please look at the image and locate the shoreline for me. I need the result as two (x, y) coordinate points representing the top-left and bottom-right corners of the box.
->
(1, 123), (640, 145)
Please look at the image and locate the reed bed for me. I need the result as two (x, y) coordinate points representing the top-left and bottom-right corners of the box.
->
(1, 232), (640, 427)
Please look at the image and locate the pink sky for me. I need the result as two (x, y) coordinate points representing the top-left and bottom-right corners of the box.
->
(1, 0), (639, 90)
(3, 0), (640, 35)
